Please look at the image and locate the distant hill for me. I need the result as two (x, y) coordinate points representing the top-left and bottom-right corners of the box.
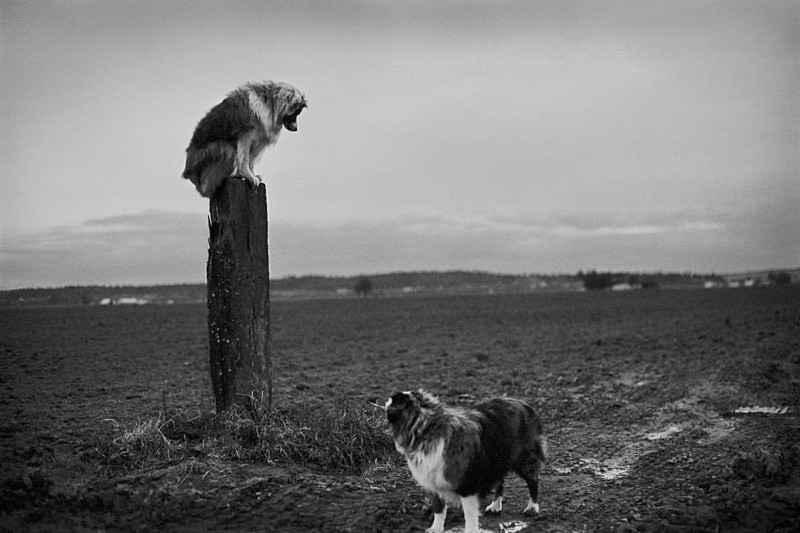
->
(1, 268), (796, 308)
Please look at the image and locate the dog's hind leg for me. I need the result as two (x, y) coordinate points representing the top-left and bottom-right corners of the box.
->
(197, 158), (234, 198)
(426, 494), (447, 533)
(484, 479), (504, 515)
(518, 458), (542, 516)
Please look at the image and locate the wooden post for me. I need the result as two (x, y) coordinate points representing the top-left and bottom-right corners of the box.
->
(207, 179), (271, 413)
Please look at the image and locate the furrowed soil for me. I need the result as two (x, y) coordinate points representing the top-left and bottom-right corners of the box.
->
(1, 288), (799, 532)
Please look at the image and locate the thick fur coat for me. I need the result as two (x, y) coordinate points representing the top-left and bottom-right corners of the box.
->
(183, 80), (306, 198)
(385, 390), (546, 533)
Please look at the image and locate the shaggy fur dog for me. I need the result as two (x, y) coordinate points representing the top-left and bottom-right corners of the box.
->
(385, 390), (546, 533)
(183, 80), (307, 197)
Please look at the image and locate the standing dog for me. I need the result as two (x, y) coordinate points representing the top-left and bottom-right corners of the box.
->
(385, 390), (546, 533)
(183, 80), (307, 197)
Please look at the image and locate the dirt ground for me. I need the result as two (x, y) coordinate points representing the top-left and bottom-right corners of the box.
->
(1, 288), (799, 532)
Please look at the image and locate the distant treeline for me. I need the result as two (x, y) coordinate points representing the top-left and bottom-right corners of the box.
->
(578, 270), (688, 290)
(0, 284), (207, 307)
(275, 270), (535, 292)
(0, 268), (795, 307)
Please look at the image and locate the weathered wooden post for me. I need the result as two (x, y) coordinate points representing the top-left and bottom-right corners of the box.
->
(207, 179), (271, 412)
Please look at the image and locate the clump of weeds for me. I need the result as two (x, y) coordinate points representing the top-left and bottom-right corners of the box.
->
(97, 395), (398, 478)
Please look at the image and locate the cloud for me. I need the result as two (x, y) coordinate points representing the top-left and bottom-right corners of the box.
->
(268, 208), (790, 277)
(1, 201), (796, 289)
(0, 211), (209, 288)
(3, 0), (797, 239)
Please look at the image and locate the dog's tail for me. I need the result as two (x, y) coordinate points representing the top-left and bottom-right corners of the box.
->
(519, 400), (547, 462)
(538, 435), (549, 462)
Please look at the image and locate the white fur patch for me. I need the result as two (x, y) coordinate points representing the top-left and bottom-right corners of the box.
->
(428, 507), (447, 533)
(460, 495), (481, 533)
(247, 89), (274, 133)
(407, 440), (452, 497)
(523, 499), (540, 514)
(485, 496), (503, 514)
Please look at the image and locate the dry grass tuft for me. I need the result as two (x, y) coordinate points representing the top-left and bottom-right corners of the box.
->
(102, 415), (182, 471)
(257, 400), (395, 471)
(98, 397), (398, 476)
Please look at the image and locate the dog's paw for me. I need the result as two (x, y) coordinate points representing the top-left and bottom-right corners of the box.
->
(425, 528), (444, 533)
(485, 497), (503, 515)
(245, 174), (262, 188)
(522, 502), (540, 516)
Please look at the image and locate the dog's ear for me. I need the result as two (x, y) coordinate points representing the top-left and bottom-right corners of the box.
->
(271, 85), (306, 129)
(387, 391), (411, 409)
(386, 391), (413, 424)
(412, 389), (439, 409)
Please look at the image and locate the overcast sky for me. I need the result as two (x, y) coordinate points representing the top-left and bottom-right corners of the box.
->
(1, 0), (798, 288)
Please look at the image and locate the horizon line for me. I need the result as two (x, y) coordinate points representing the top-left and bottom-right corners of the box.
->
(3, 266), (798, 292)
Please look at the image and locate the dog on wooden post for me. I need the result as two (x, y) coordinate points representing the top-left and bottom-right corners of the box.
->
(183, 80), (307, 197)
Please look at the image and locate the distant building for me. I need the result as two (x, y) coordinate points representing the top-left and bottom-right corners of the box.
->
(109, 297), (149, 305)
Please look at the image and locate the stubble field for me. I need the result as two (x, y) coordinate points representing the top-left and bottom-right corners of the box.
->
(1, 288), (799, 532)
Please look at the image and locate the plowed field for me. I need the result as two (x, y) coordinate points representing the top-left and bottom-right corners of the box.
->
(2, 288), (799, 532)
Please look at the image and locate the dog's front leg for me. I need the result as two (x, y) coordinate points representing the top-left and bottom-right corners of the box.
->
(426, 494), (447, 533)
(232, 131), (261, 188)
(460, 495), (481, 533)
